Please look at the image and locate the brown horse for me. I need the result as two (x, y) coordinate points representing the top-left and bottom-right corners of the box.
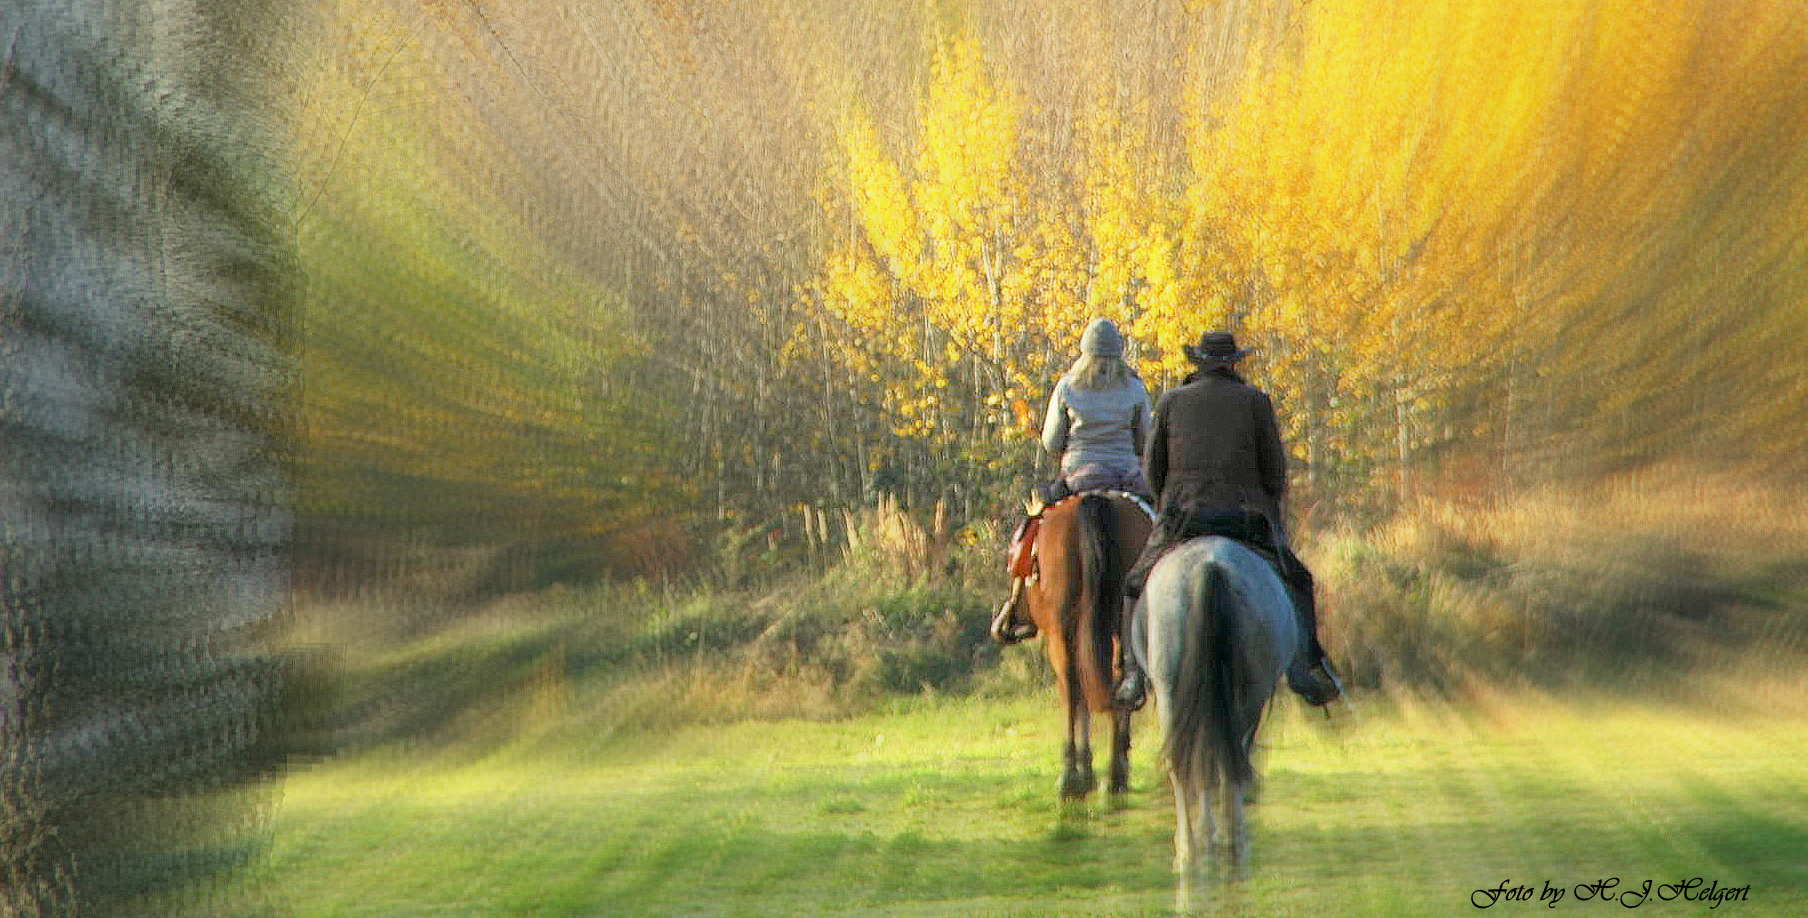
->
(994, 492), (1152, 800)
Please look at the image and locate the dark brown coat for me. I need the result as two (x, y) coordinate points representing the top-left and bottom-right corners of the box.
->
(1142, 369), (1287, 526)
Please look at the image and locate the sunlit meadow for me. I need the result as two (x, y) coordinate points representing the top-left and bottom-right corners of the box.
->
(7, 0), (1807, 914)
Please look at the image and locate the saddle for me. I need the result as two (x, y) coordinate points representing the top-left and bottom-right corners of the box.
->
(1008, 489), (1156, 579)
(1007, 513), (1039, 578)
(998, 488), (1158, 646)
(1124, 505), (1293, 600)
(1162, 506), (1281, 564)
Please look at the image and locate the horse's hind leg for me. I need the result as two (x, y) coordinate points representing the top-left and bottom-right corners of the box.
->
(1078, 705), (1096, 794)
(1059, 693), (1096, 800)
(1172, 750), (1210, 910)
(1169, 762), (1195, 875)
(1222, 775), (1250, 879)
(1108, 708), (1132, 796)
(1193, 758), (1217, 874)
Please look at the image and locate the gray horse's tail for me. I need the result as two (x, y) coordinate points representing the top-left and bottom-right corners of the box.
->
(1072, 494), (1119, 714)
(1163, 559), (1254, 786)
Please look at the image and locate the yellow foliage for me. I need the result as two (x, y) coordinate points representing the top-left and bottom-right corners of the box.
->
(797, 0), (1808, 505)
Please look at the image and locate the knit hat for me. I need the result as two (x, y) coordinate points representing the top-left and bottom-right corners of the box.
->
(1079, 318), (1124, 357)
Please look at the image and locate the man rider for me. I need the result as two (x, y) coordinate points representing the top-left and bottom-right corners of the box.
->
(1115, 330), (1343, 710)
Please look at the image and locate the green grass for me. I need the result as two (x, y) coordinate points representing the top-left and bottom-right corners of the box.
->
(266, 478), (1808, 914)
(263, 685), (1808, 916)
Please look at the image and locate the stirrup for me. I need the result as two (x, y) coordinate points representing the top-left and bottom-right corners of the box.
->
(990, 602), (1037, 645)
(1320, 657), (1345, 697)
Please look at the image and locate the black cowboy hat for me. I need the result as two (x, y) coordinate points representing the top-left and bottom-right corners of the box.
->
(1183, 331), (1253, 364)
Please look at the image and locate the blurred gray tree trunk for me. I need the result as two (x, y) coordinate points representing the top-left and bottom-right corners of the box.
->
(1, 1), (296, 914)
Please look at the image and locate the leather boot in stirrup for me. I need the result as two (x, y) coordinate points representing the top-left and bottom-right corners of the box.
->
(1286, 653), (1344, 706)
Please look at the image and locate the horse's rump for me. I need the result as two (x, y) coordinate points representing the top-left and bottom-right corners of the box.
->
(1032, 493), (1149, 715)
(1145, 538), (1296, 785)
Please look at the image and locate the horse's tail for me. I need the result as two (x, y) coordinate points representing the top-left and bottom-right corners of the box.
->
(1071, 493), (1119, 714)
(1163, 558), (1254, 786)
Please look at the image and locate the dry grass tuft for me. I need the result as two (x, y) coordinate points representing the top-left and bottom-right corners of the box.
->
(1315, 467), (1808, 695)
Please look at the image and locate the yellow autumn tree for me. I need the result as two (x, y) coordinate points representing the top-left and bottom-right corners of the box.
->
(793, 0), (1808, 518)
(804, 28), (1047, 503)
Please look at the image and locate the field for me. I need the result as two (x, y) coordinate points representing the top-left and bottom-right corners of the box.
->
(264, 675), (1808, 917)
(261, 480), (1808, 916)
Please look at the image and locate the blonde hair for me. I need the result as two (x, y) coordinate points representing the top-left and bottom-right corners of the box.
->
(1066, 353), (1137, 391)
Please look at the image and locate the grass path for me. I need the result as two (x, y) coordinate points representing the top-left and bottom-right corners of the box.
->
(265, 689), (1808, 916)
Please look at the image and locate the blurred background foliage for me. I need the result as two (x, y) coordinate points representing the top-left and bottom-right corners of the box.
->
(279, 0), (1808, 757)
(294, 0), (1808, 595)
(8, 0), (1808, 910)
(5, 1), (297, 913)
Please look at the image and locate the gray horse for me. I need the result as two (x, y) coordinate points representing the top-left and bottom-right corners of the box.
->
(1130, 536), (1299, 909)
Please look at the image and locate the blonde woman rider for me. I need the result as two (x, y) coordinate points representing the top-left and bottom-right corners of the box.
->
(1040, 318), (1153, 500)
(994, 318), (1152, 664)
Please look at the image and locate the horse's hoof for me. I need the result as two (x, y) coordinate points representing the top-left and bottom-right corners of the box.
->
(1058, 773), (1095, 800)
(1104, 788), (1132, 813)
(1108, 763), (1131, 797)
(1174, 869), (1208, 914)
(1223, 852), (1251, 883)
